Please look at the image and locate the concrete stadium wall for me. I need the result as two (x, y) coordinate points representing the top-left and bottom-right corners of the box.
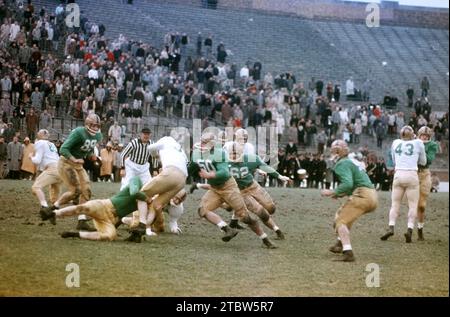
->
(152, 0), (449, 29)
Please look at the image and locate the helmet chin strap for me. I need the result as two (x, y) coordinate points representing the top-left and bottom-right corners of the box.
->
(330, 153), (340, 162)
(86, 127), (98, 136)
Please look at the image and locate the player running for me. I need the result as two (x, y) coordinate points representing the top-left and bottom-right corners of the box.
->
(41, 113), (102, 231)
(190, 132), (277, 249)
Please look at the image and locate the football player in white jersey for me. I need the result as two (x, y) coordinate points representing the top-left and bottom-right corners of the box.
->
(126, 136), (189, 241)
(381, 126), (426, 243)
(30, 129), (62, 219)
(224, 128), (256, 155)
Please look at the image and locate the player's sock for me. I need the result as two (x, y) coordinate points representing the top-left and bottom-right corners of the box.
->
(259, 233), (268, 240)
(417, 222), (424, 229)
(343, 244), (352, 251)
(273, 225), (280, 232)
(217, 221), (227, 229)
(78, 214), (87, 221)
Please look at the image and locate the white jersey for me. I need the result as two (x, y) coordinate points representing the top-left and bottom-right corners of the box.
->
(148, 137), (188, 177)
(391, 139), (426, 171)
(31, 140), (60, 171)
(223, 141), (256, 155)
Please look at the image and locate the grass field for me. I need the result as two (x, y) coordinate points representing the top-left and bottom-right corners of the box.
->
(0, 180), (448, 297)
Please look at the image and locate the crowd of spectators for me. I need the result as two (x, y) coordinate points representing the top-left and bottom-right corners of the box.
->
(0, 0), (448, 189)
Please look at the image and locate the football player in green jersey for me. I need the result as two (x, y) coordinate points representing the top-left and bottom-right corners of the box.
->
(42, 113), (103, 231)
(321, 140), (378, 262)
(416, 126), (439, 240)
(190, 133), (277, 249)
(40, 176), (148, 241)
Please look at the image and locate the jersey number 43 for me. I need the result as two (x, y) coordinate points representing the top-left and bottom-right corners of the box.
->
(395, 143), (414, 156)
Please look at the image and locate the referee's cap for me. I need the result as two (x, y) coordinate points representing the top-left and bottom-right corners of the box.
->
(141, 127), (151, 134)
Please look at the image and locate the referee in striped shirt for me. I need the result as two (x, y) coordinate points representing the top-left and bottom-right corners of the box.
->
(120, 127), (154, 190)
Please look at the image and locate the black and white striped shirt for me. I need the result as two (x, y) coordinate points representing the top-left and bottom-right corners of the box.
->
(121, 138), (154, 166)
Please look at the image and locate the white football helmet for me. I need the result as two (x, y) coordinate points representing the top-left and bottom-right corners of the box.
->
(194, 132), (216, 153)
(37, 129), (50, 140)
(226, 141), (244, 162)
(234, 128), (248, 144)
(400, 125), (415, 141)
(330, 139), (349, 158)
(85, 113), (101, 136)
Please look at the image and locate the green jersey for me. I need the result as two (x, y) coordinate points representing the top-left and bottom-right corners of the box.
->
(60, 127), (103, 160)
(110, 177), (147, 218)
(192, 147), (230, 187)
(333, 158), (374, 196)
(229, 154), (280, 190)
(423, 141), (438, 168)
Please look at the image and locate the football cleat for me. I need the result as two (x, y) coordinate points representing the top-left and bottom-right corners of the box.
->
(221, 226), (238, 242)
(76, 220), (96, 232)
(125, 231), (144, 243)
(262, 237), (277, 249)
(229, 219), (245, 230)
(40, 206), (56, 225)
(275, 229), (285, 240)
(380, 228), (394, 241)
(417, 228), (425, 241)
(131, 222), (146, 235)
(404, 228), (413, 243)
(329, 240), (343, 253)
(334, 250), (355, 262)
